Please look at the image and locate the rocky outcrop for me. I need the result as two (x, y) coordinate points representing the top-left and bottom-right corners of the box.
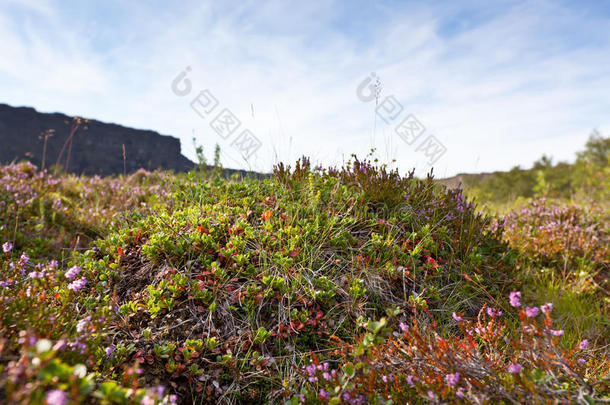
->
(0, 103), (195, 175)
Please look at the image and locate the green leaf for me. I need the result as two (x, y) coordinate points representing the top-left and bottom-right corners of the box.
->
(342, 363), (355, 377)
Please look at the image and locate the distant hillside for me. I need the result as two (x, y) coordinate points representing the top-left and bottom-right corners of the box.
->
(439, 131), (609, 205)
(437, 172), (494, 190)
(0, 103), (195, 175)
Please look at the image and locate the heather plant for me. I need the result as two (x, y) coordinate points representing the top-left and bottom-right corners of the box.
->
(0, 162), (174, 260)
(289, 294), (609, 404)
(0, 237), (177, 404)
(499, 198), (609, 274)
(494, 198), (609, 345)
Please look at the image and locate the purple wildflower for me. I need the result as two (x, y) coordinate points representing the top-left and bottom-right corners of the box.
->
(2, 242), (12, 253)
(456, 388), (465, 398)
(406, 375), (418, 386)
(322, 371), (332, 381)
(28, 270), (45, 279)
(76, 316), (91, 333)
(487, 307), (502, 317)
(46, 389), (67, 405)
(445, 372), (460, 387)
(69, 340), (86, 354)
(105, 345), (115, 356)
(53, 339), (67, 351)
(140, 395), (155, 405)
(540, 302), (553, 314)
(67, 278), (88, 292)
(509, 291), (521, 307)
(549, 329), (564, 337)
(578, 358), (586, 365)
(305, 364), (316, 376)
(319, 389), (330, 400)
(65, 265), (81, 279)
(19, 253), (29, 266)
(508, 363), (522, 373)
(428, 391), (436, 399)
(452, 312), (463, 322)
(525, 306), (539, 317)
(579, 339), (589, 350)
(399, 322), (409, 332)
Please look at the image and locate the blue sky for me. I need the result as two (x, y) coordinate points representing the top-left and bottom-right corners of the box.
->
(1, 0), (609, 176)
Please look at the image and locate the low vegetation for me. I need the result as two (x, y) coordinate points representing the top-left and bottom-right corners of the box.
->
(0, 145), (608, 403)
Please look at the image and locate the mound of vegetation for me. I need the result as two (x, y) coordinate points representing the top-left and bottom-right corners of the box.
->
(0, 158), (608, 404)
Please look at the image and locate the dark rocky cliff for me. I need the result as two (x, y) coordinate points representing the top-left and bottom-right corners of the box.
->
(0, 103), (194, 175)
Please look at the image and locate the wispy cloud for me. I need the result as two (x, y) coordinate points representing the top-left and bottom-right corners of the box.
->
(0, 0), (608, 176)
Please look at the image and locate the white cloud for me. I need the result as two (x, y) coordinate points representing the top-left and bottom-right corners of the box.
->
(0, 0), (608, 176)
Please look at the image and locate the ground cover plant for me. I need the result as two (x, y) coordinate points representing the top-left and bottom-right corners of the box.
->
(0, 156), (608, 404)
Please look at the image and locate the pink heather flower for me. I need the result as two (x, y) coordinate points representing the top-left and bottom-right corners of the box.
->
(456, 388), (465, 398)
(28, 271), (45, 279)
(322, 371), (332, 381)
(487, 307), (502, 317)
(76, 316), (91, 333)
(2, 242), (13, 253)
(578, 358), (587, 365)
(399, 322), (409, 332)
(406, 375), (418, 386)
(305, 364), (316, 376)
(105, 345), (115, 356)
(428, 391), (435, 399)
(452, 312), (462, 322)
(319, 389), (330, 400)
(508, 363), (522, 373)
(445, 372), (460, 387)
(69, 340), (86, 354)
(140, 395), (155, 405)
(381, 373), (393, 383)
(19, 253), (29, 266)
(549, 329), (564, 337)
(509, 291), (521, 307)
(65, 265), (81, 279)
(53, 339), (67, 351)
(540, 302), (553, 314)
(525, 306), (539, 317)
(46, 389), (67, 405)
(579, 339), (589, 350)
(154, 386), (165, 398)
(299, 394), (306, 403)
(67, 278), (88, 292)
